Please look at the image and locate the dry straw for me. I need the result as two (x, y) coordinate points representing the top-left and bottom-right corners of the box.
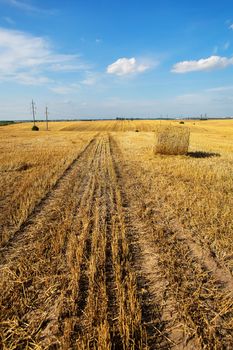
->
(155, 125), (190, 155)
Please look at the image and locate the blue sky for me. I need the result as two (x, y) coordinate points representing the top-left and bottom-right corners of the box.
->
(1, 0), (233, 119)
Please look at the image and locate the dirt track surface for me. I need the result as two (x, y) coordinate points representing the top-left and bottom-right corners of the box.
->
(0, 134), (233, 349)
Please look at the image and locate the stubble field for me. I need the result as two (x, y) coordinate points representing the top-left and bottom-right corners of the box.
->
(0, 119), (233, 349)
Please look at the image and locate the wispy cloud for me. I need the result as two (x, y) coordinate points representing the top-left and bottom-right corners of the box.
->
(2, 16), (15, 25)
(213, 46), (218, 54)
(0, 27), (87, 86)
(223, 41), (230, 50)
(50, 62), (89, 72)
(50, 83), (79, 95)
(172, 55), (233, 73)
(0, 0), (57, 15)
(95, 38), (102, 44)
(213, 42), (230, 55)
(107, 57), (153, 76)
(205, 85), (233, 92)
(229, 23), (233, 30)
(81, 72), (99, 86)
(12, 73), (52, 85)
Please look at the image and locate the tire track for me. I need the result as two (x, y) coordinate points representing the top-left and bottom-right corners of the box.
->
(38, 138), (103, 348)
(109, 135), (233, 349)
(109, 135), (174, 350)
(73, 135), (145, 349)
(103, 138), (125, 349)
(75, 139), (104, 319)
(0, 135), (104, 349)
(175, 227), (233, 293)
(0, 134), (98, 256)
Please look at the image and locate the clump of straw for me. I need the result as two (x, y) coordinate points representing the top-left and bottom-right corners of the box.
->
(155, 125), (190, 155)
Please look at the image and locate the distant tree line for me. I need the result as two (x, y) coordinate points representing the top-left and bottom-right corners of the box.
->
(0, 121), (15, 126)
(116, 117), (140, 120)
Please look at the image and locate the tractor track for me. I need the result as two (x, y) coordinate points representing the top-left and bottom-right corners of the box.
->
(1, 135), (147, 349)
(110, 136), (180, 350)
(1, 133), (232, 349)
(73, 135), (144, 349)
(109, 135), (233, 349)
(0, 134), (98, 256)
(0, 135), (104, 348)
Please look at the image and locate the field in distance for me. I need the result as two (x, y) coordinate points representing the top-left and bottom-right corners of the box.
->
(0, 119), (233, 349)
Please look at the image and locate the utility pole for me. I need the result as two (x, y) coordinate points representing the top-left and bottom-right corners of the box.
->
(32, 99), (36, 126)
(45, 106), (49, 131)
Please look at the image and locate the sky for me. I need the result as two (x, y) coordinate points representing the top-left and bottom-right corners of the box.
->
(1, 0), (233, 119)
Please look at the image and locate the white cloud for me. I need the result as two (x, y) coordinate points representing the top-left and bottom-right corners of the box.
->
(1, 0), (57, 15)
(13, 73), (52, 85)
(172, 55), (233, 73)
(205, 85), (233, 92)
(50, 83), (79, 95)
(229, 24), (233, 30)
(0, 27), (86, 85)
(81, 72), (99, 86)
(50, 62), (89, 72)
(82, 77), (96, 86)
(107, 57), (151, 76)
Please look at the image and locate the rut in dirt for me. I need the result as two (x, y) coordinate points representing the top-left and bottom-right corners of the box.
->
(0, 135), (102, 348)
(0, 135), (98, 256)
(109, 135), (233, 350)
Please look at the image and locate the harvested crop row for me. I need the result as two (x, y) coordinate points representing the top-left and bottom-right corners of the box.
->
(1, 128), (232, 349)
(0, 135), (151, 349)
(0, 136), (101, 349)
(0, 131), (96, 247)
(72, 135), (146, 349)
(110, 136), (233, 349)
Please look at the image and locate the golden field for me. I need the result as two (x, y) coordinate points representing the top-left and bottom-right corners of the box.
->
(0, 119), (232, 349)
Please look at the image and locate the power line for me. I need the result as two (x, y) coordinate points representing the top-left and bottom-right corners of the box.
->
(45, 106), (49, 131)
(31, 99), (36, 126)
